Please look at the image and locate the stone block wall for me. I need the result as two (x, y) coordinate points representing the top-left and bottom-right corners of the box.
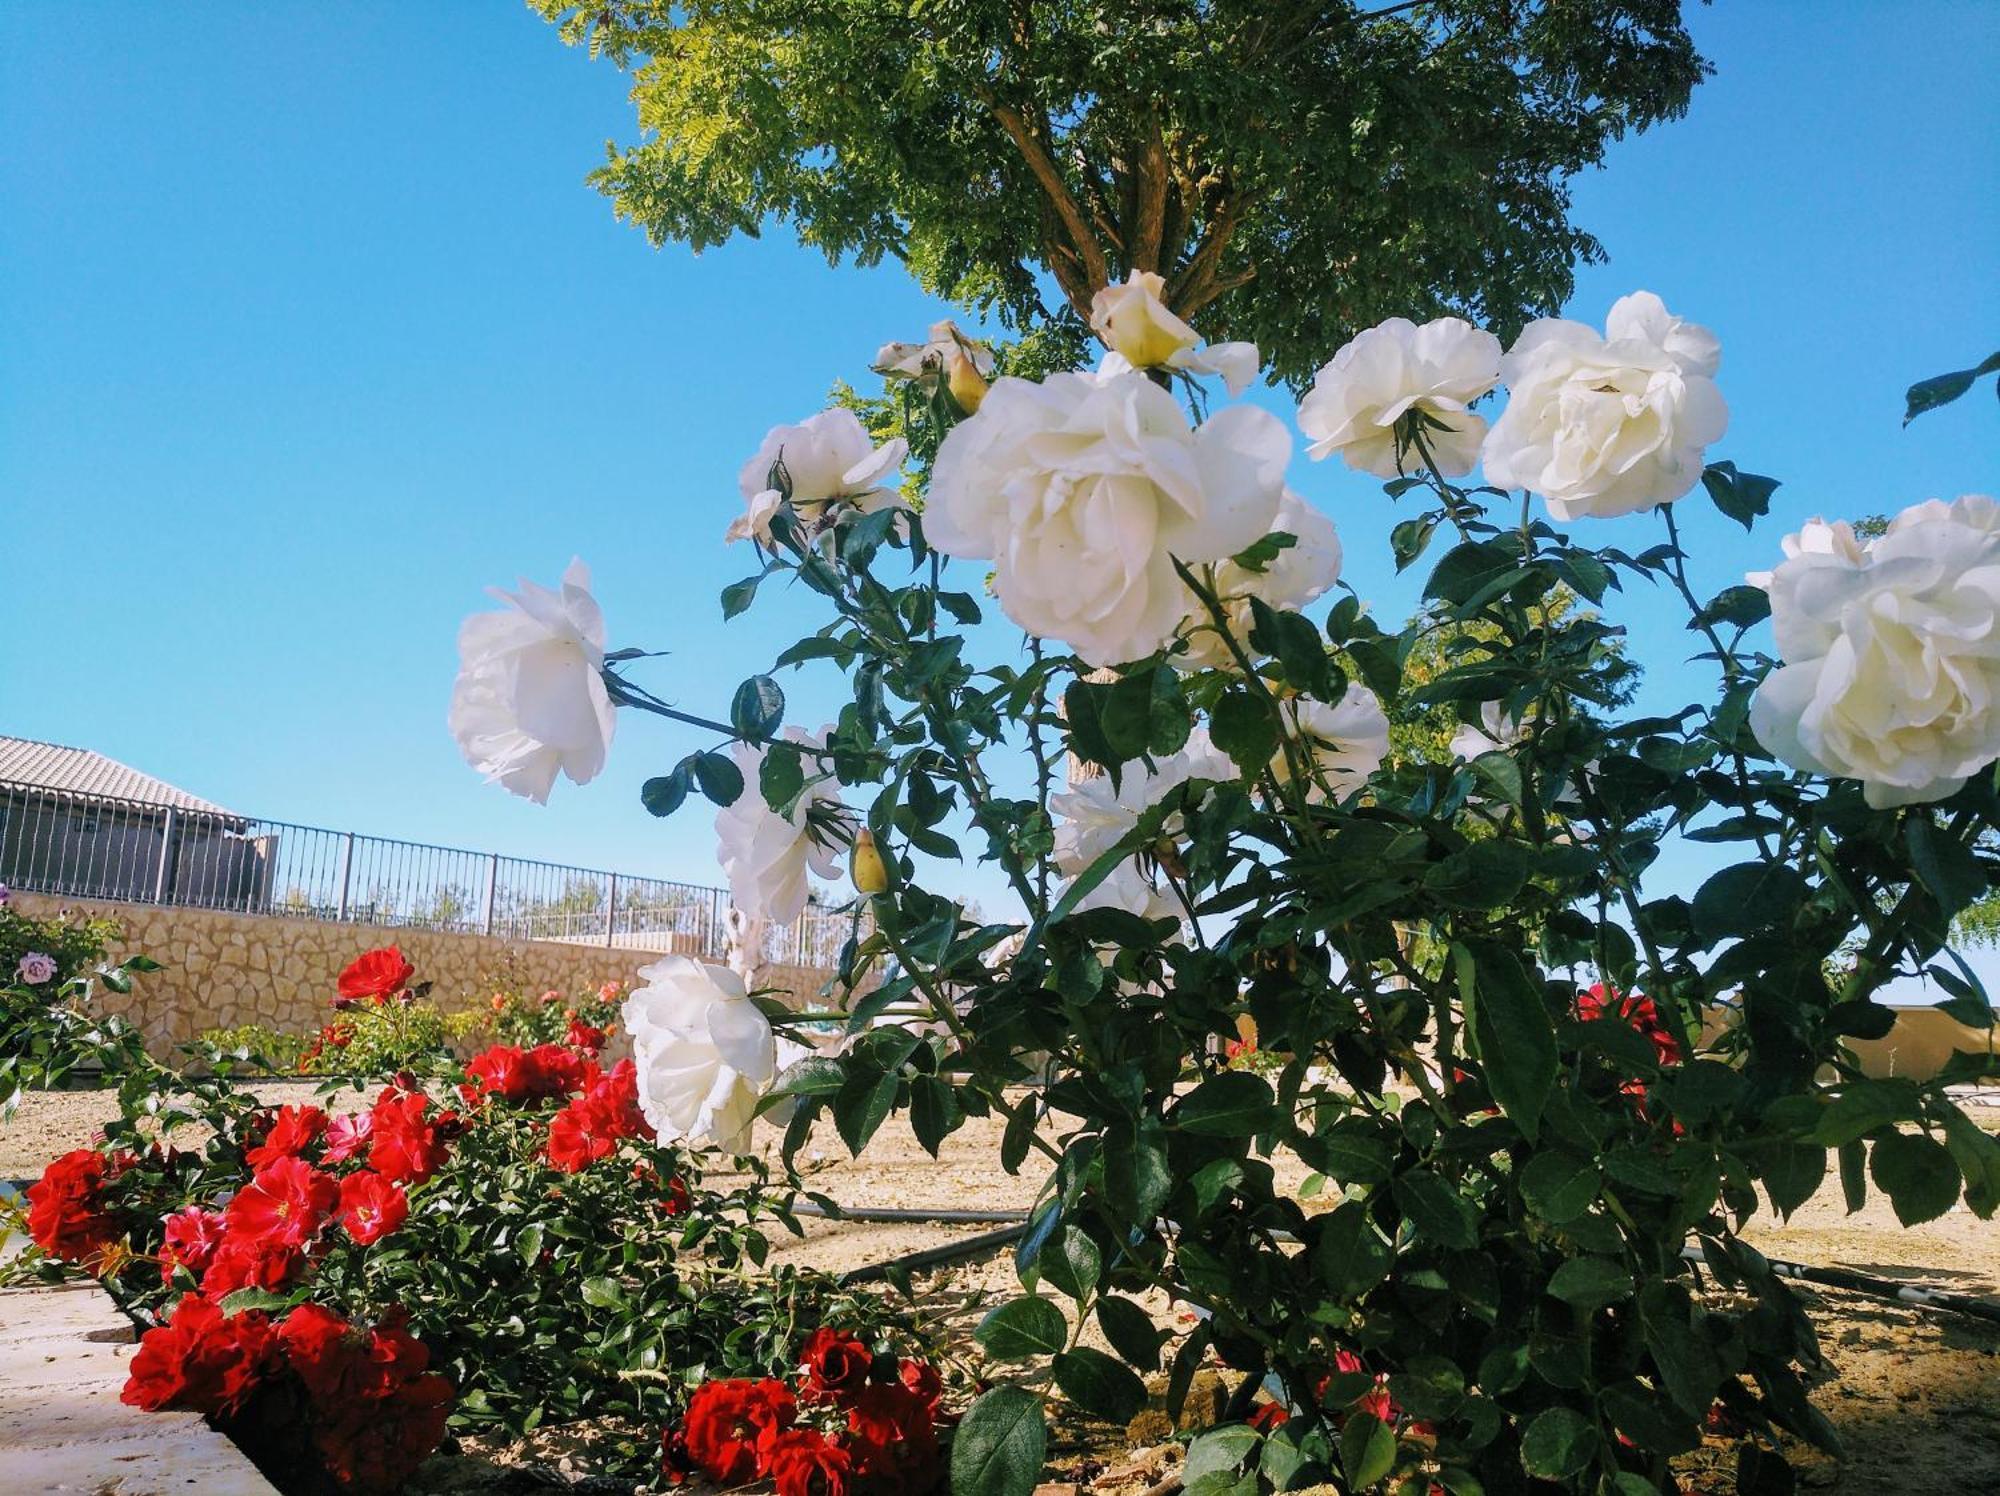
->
(11, 892), (842, 1059)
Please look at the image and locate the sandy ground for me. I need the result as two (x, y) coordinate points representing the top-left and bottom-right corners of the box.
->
(7, 1085), (1998, 1492)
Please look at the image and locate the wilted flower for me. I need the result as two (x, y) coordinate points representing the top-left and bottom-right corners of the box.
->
(623, 955), (778, 1151)
(873, 319), (997, 412)
(714, 727), (851, 924)
(729, 409), (907, 545)
(1482, 291), (1727, 521)
(1297, 315), (1502, 478)
(926, 370), (1288, 665)
(1750, 496), (2000, 806)
(448, 558), (616, 804)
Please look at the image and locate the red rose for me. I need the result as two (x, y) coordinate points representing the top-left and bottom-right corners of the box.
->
(337, 946), (415, 1005)
(1247, 1401), (1291, 1431)
(368, 1090), (450, 1184)
(681, 1378), (797, 1484)
(322, 1112), (373, 1165)
(25, 1148), (124, 1266)
(314, 1371), (454, 1493)
(799, 1328), (875, 1402)
(461, 1044), (530, 1103)
(158, 1205), (228, 1284)
(896, 1358), (944, 1416)
(765, 1428), (857, 1496)
(226, 1155), (339, 1250)
(547, 1060), (652, 1173)
(121, 1293), (278, 1418)
(845, 1383), (939, 1494)
(522, 1042), (588, 1097)
(201, 1230), (306, 1297)
(244, 1104), (328, 1170)
(337, 1171), (408, 1245)
(566, 1016), (608, 1053)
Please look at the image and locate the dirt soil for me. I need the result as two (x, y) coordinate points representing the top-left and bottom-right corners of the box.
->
(7, 1087), (1998, 1492)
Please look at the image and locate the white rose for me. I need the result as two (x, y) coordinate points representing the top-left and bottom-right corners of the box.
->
(1450, 701), (1527, 762)
(1053, 731), (1236, 918)
(715, 727), (850, 923)
(872, 319), (997, 386)
(1751, 495), (2000, 807)
(623, 955), (776, 1151)
(926, 370), (1288, 665)
(1482, 291), (1727, 521)
(1275, 689), (1390, 801)
(729, 409), (908, 544)
(1090, 269), (1201, 369)
(1177, 489), (1343, 670)
(1298, 316), (1502, 478)
(448, 558), (615, 804)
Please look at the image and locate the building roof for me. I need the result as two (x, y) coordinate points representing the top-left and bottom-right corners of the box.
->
(0, 736), (241, 818)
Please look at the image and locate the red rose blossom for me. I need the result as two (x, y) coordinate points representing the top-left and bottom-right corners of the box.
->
(547, 1060), (652, 1173)
(322, 1112), (373, 1165)
(121, 1293), (278, 1418)
(565, 1016), (608, 1052)
(201, 1230), (306, 1297)
(337, 1171), (408, 1245)
(845, 1382), (940, 1493)
(225, 1155), (339, 1250)
(799, 1328), (875, 1402)
(367, 1090), (450, 1184)
(336, 946), (415, 1005)
(681, 1378), (797, 1484)
(315, 1371), (454, 1493)
(244, 1104), (329, 1170)
(896, 1358), (944, 1416)
(25, 1149), (125, 1266)
(158, 1205), (229, 1284)
(1247, 1401), (1291, 1431)
(765, 1428), (857, 1496)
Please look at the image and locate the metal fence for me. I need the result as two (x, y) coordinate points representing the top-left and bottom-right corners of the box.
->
(0, 778), (849, 962)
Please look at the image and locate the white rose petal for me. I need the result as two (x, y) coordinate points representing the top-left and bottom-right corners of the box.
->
(872, 319), (997, 384)
(1052, 730), (1236, 919)
(1177, 488), (1343, 671)
(729, 409), (908, 544)
(1450, 701), (1527, 762)
(1298, 316), (1502, 479)
(1275, 689), (1390, 802)
(623, 955), (777, 1151)
(714, 727), (850, 923)
(1751, 495), (2000, 807)
(927, 370), (1288, 665)
(448, 558), (616, 804)
(1482, 291), (1728, 521)
(1089, 269), (1201, 369)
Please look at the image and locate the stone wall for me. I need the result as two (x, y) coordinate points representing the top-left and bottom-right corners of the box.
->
(12, 892), (843, 1059)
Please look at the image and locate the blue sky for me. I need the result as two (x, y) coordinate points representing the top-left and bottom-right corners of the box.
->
(2, 4), (1996, 944)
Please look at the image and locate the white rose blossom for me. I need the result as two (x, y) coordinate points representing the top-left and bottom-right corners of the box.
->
(623, 955), (777, 1152)
(1750, 495), (2000, 808)
(1450, 701), (1528, 762)
(1481, 291), (1728, 521)
(715, 726), (851, 923)
(727, 409), (908, 545)
(1274, 689), (1391, 802)
(1089, 270), (1261, 395)
(448, 558), (616, 804)
(873, 319), (996, 387)
(1177, 488), (1343, 671)
(926, 370), (1289, 665)
(1052, 730), (1236, 919)
(1298, 316), (1503, 478)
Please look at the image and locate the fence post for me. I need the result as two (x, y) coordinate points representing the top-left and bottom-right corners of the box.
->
(152, 808), (178, 904)
(335, 832), (354, 922)
(481, 854), (498, 936)
(605, 873), (618, 948)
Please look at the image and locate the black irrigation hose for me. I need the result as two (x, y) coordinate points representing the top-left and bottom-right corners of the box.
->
(1676, 1244), (2000, 1327)
(794, 1202), (1031, 1226)
(837, 1223), (1030, 1286)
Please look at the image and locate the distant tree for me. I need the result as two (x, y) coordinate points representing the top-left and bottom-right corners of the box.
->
(532, 0), (1708, 387)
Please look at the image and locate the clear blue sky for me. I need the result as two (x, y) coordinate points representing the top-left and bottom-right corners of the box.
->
(2, 4), (1996, 937)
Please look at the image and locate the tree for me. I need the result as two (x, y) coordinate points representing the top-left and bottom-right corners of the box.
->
(533, 0), (1707, 386)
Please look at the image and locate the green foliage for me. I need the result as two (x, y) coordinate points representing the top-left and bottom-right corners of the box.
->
(534, 0), (1707, 388)
(200, 999), (486, 1078)
(1, 904), (148, 1110)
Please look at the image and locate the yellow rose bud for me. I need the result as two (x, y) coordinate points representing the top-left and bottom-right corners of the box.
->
(850, 828), (890, 895)
(946, 345), (989, 414)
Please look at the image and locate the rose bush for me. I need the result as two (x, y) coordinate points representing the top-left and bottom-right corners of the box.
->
(459, 284), (2000, 1496)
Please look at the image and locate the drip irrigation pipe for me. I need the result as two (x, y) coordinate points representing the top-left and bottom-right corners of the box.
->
(793, 1202), (1030, 1225)
(1676, 1244), (2000, 1327)
(837, 1223), (1030, 1286)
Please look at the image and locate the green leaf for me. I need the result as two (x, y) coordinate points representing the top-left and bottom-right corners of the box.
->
(1691, 862), (1807, 944)
(1693, 584), (1771, 630)
(1701, 461), (1781, 530)
(1102, 667), (1193, 760)
(1247, 598), (1330, 695)
(1870, 1130), (1962, 1226)
(729, 674), (786, 739)
(1052, 1347), (1148, 1423)
(1185, 1425), (1262, 1485)
(1906, 814), (1988, 917)
(691, 750), (744, 806)
(1393, 1169), (1479, 1249)
(1455, 942), (1556, 1141)
(218, 1287), (294, 1316)
(1104, 1122), (1172, 1224)
(1096, 1296), (1165, 1372)
(1062, 679), (1119, 782)
(1424, 541), (1515, 607)
(1039, 1226), (1102, 1301)
(950, 1386), (1047, 1496)
(1175, 1071), (1277, 1136)
(833, 1067), (899, 1156)
(1904, 351), (2000, 424)
(1209, 689), (1280, 773)
(1339, 1411), (1396, 1489)
(580, 1276), (629, 1310)
(1519, 1150), (1599, 1224)
(1546, 1255), (1635, 1312)
(910, 1075), (960, 1157)
(975, 1296), (1069, 1360)
(1312, 1202), (1394, 1299)
(759, 742), (805, 811)
(640, 767), (690, 818)
(1520, 1406), (1597, 1479)
(721, 571), (765, 619)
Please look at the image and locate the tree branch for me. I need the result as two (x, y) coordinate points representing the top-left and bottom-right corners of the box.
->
(1130, 114), (1170, 273)
(988, 98), (1112, 301)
